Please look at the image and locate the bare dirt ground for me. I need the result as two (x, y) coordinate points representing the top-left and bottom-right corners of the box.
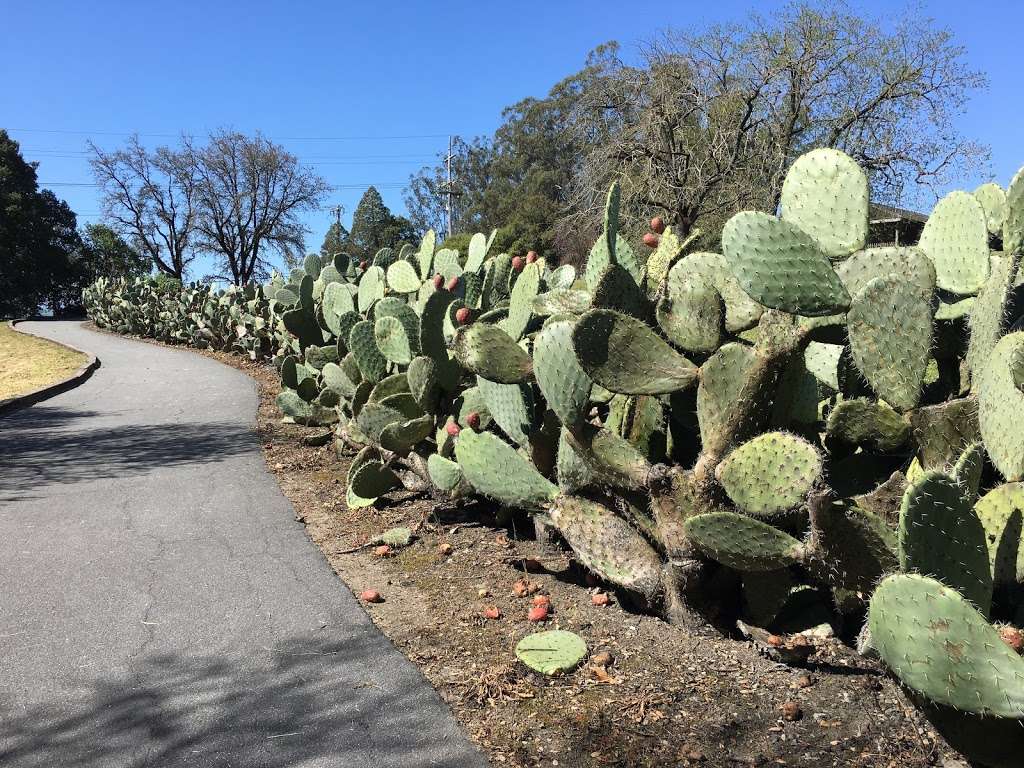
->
(86, 326), (965, 768)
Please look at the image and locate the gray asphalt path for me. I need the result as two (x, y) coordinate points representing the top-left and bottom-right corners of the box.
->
(0, 321), (487, 768)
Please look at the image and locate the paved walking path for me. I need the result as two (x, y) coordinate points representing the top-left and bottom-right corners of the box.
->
(0, 321), (487, 768)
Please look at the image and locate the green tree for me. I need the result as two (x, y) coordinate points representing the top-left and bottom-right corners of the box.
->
(0, 130), (85, 317)
(81, 223), (148, 280)
(349, 186), (418, 261)
(319, 221), (352, 257)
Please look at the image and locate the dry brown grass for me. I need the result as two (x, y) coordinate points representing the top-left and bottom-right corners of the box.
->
(0, 323), (87, 400)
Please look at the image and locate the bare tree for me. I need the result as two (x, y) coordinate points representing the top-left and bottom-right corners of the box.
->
(564, 2), (989, 244)
(190, 131), (330, 285)
(89, 136), (198, 279)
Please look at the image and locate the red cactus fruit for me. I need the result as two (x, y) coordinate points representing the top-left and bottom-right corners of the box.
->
(446, 420), (461, 437)
(360, 589), (383, 603)
(511, 255), (525, 272)
(432, 274), (444, 289)
(466, 411), (481, 431)
(642, 232), (659, 249)
(359, 260), (368, 270)
(532, 594), (550, 607)
(446, 276), (460, 292)
(591, 592), (610, 606)
(482, 606), (501, 620)
(528, 604), (549, 622)
(526, 250), (539, 264)
(455, 306), (472, 325)
(650, 216), (666, 234)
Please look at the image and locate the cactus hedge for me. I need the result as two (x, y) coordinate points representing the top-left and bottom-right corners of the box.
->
(85, 149), (1024, 767)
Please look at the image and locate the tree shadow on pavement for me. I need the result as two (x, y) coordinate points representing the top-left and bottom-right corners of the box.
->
(0, 631), (485, 768)
(0, 405), (258, 500)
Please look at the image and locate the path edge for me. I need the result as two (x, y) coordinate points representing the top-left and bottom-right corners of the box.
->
(0, 319), (101, 416)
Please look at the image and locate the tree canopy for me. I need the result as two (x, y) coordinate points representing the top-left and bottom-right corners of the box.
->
(407, 2), (988, 265)
(0, 130), (86, 317)
(348, 186), (418, 261)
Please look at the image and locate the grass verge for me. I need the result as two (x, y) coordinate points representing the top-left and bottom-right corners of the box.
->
(0, 323), (88, 400)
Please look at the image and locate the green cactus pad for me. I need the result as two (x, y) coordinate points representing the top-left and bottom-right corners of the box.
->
(417, 229), (436, 279)
(572, 309), (697, 395)
(556, 428), (594, 493)
(918, 191), (990, 295)
(355, 402), (405, 443)
(379, 414), (433, 454)
(357, 265), (386, 311)
(282, 306), (324, 350)
(533, 320), (592, 429)
(565, 423), (652, 491)
(847, 275), (933, 410)
(501, 261), (541, 340)
(656, 273), (723, 354)
(591, 263), (647, 319)
(477, 377), (533, 446)
(974, 483), (1024, 588)
(716, 432), (822, 517)
(454, 430), (558, 510)
(406, 355), (440, 412)
(909, 396), (982, 470)
(825, 397), (910, 452)
(967, 252), (1022, 377)
(780, 148), (868, 259)
(811, 501), (897, 594)
(549, 495), (663, 600)
(373, 315), (413, 365)
(978, 333), (1024, 480)
(684, 512), (805, 572)
(868, 573), (1024, 717)
(385, 259), (422, 294)
(276, 390), (314, 423)
(348, 320), (389, 384)
(514, 630), (587, 676)
(1004, 165), (1024, 255)
(645, 226), (683, 292)
(464, 231), (488, 273)
(452, 323), (533, 384)
(741, 569), (796, 627)
(669, 252), (763, 332)
(836, 247), (935, 299)
(721, 211), (850, 316)
(696, 342), (757, 452)
(347, 459), (401, 500)
(321, 361), (359, 399)
(322, 281), (356, 332)
(803, 342), (842, 391)
(954, 442), (985, 504)
(975, 182), (1007, 235)
(898, 471), (992, 615)
(427, 453), (464, 492)
(533, 288), (592, 317)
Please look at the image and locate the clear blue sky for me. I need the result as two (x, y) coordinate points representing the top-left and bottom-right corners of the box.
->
(2, 0), (1022, 279)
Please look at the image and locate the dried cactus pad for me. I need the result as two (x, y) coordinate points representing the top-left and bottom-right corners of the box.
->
(918, 190), (990, 295)
(868, 573), (1024, 717)
(716, 432), (822, 516)
(515, 630), (587, 676)
(780, 148), (868, 259)
(721, 210), (851, 317)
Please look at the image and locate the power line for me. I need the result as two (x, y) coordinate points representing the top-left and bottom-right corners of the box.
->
(7, 127), (452, 141)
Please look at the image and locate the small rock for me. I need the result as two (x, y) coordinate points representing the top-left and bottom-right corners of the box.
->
(591, 651), (613, 668)
(477, 587), (490, 598)
(780, 700), (802, 721)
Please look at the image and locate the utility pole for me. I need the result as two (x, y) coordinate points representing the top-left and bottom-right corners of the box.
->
(442, 135), (462, 239)
(445, 135), (453, 238)
(329, 204), (345, 229)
